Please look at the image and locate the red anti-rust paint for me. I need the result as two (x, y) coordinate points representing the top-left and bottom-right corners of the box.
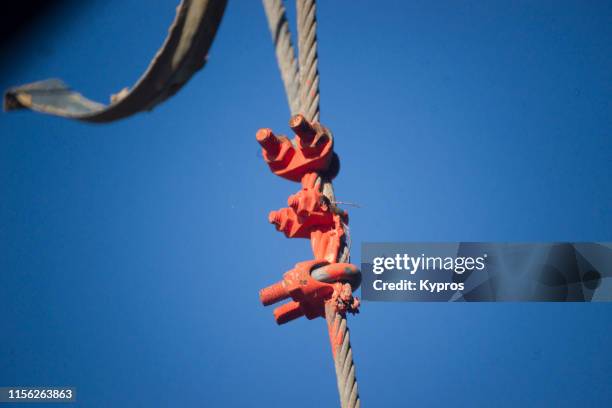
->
(257, 114), (360, 325)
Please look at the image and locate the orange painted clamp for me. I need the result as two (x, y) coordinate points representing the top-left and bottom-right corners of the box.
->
(268, 172), (347, 241)
(256, 114), (334, 182)
(259, 260), (361, 325)
(268, 207), (334, 239)
(288, 172), (325, 216)
(310, 221), (345, 264)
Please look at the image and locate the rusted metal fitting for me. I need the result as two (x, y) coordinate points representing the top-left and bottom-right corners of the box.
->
(259, 260), (361, 325)
(256, 115), (334, 182)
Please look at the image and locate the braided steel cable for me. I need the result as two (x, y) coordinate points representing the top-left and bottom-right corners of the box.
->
(325, 272), (360, 408)
(296, 2), (360, 407)
(326, 302), (361, 408)
(262, 0), (301, 115)
(295, 0), (347, 262)
(296, 0), (320, 122)
(262, 1), (360, 406)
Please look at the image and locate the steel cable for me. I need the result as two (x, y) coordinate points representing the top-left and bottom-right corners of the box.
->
(296, 0), (320, 122)
(296, 3), (359, 406)
(326, 302), (361, 408)
(262, 1), (361, 406)
(263, 0), (301, 115)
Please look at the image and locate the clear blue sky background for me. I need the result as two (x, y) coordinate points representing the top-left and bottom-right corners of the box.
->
(1, 1), (611, 407)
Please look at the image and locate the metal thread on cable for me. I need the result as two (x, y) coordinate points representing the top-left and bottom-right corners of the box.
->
(296, 0), (320, 123)
(263, 0), (301, 115)
(326, 302), (361, 408)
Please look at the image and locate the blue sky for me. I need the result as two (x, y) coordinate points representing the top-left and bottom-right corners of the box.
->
(1, 1), (611, 406)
